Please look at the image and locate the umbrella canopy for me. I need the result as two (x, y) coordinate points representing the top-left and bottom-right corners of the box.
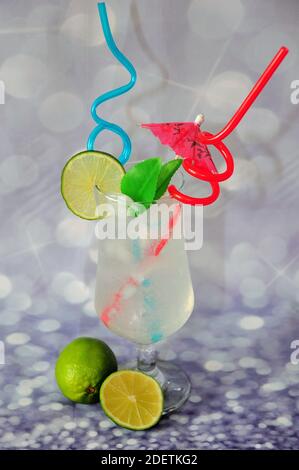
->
(141, 115), (217, 174)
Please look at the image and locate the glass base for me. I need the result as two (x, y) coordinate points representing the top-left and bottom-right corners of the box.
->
(156, 360), (191, 415)
(126, 358), (191, 415)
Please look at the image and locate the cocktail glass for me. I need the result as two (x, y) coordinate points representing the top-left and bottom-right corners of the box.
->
(94, 191), (194, 414)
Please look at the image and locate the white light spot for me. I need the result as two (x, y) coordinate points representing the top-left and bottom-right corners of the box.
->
(15, 344), (46, 359)
(61, 8), (116, 47)
(39, 92), (85, 132)
(65, 437), (75, 445)
(86, 442), (99, 450)
(33, 361), (50, 372)
(240, 277), (266, 299)
(63, 280), (90, 304)
(244, 25), (296, 73)
(0, 54), (47, 98)
(51, 272), (77, 295)
(5, 293), (32, 312)
(8, 416), (21, 425)
(0, 311), (20, 326)
(264, 442), (274, 449)
(27, 218), (52, 245)
(29, 298), (51, 317)
(237, 107), (280, 144)
(158, 349), (177, 361)
(38, 319), (61, 332)
(233, 406), (244, 414)
(230, 242), (256, 262)
(127, 438), (138, 446)
(6, 333), (30, 345)
(64, 421), (76, 431)
(224, 159), (258, 191)
(180, 351), (198, 362)
(32, 376), (48, 388)
(16, 385), (32, 397)
(93, 65), (129, 95)
(127, 107), (151, 126)
(204, 360), (223, 372)
(274, 416), (292, 427)
(206, 72), (253, 115)
(99, 420), (113, 429)
(1, 432), (15, 443)
(0, 274), (12, 299)
(83, 300), (96, 317)
(225, 390), (240, 399)
(188, 0), (244, 39)
(261, 381), (286, 393)
(239, 357), (258, 368)
(0, 156), (39, 193)
(256, 366), (271, 376)
(56, 218), (92, 247)
(276, 277), (296, 301)
(78, 420), (89, 429)
(258, 236), (287, 265)
(18, 398), (32, 407)
(239, 315), (264, 330)
(26, 4), (62, 28)
(227, 400), (238, 408)
(253, 154), (276, 181)
(231, 259), (269, 283)
(51, 403), (63, 411)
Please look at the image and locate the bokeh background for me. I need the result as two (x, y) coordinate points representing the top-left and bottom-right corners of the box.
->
(0, 0), (299, 450)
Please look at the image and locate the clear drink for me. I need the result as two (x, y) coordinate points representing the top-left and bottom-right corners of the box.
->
(94, 195), (194, 413)
(95, 211), (194, 345)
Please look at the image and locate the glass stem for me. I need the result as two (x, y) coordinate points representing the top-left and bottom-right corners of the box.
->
(137, 345), (166, 387)
(137, 345), (157, 374)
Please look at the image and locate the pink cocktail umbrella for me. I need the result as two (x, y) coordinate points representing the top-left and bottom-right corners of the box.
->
(142, 114), (217, 175)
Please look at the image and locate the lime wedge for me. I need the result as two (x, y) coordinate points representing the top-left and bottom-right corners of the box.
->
(100, 370), (163, 430)
(61, 150), (125, 220)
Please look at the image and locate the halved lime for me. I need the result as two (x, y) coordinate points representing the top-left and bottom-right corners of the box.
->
(100, 370), (163, 430)
(61, 150), (125, 220)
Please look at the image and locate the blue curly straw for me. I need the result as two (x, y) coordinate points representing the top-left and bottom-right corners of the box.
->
(87, 2), (137, 164)
(93, 4), (162, 341)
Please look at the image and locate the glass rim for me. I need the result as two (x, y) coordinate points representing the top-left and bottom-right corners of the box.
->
(95, 191), (179, 206)
(95, 164), (185, 205)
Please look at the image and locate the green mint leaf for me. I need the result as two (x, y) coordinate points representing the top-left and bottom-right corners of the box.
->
(121, 158), (162, 208)
(154, 158), (183, 200)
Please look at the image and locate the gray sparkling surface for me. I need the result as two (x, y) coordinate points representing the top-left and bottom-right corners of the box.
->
(1, 0), (299, 450)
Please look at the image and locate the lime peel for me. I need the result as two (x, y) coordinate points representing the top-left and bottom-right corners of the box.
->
(55, 337), (117, 404)
(61, 150), (125, 220)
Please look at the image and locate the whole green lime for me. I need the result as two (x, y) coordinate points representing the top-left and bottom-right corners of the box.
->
(55, 337), (117, 404)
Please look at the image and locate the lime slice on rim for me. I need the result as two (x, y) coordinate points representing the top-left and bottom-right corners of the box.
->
(100, 370), (163, 430)
(61, 150), (125, 220)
